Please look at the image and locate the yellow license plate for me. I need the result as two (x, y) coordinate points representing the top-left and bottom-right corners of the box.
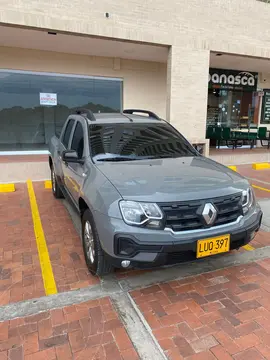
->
(196, 234), (230, 258)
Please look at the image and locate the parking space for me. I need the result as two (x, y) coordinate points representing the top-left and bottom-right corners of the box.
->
(0, 184), (45, 305)
(130, 259), (270, 360)
(33, 182), (99, 292)
(0, 162), (269, 360)
(0, 181), (99, 308)
(0, 161), (269, 309)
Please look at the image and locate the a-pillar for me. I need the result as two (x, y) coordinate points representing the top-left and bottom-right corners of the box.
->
(166, 46), (210, 156)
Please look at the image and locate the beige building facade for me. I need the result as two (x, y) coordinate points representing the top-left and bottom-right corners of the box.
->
(1, 0), (270, 155)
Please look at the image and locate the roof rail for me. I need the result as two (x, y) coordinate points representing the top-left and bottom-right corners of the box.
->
(73, 108), (96, 121)
(123, 109), (160, 120)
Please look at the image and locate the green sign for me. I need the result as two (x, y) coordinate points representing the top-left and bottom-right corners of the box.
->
(209, 68), (258, 91)
(261, 90), (270, 124)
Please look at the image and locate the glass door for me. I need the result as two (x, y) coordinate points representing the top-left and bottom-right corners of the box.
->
(206, 89), (258, 148)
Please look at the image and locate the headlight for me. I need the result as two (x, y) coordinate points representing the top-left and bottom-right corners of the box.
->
(119, 200), (164, 229)
(242, 187), (255, 214)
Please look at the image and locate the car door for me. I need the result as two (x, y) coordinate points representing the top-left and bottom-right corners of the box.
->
(62, 119), (87, 203)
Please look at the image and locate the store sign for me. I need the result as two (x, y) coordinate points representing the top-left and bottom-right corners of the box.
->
(261, 89), (270, 123)
(209, 68), (258, 91)
(40, 93), (57, 106)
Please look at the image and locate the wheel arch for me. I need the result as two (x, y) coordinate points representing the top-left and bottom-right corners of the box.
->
(78, 197), (94, 218)
(49, 156), (53, 169)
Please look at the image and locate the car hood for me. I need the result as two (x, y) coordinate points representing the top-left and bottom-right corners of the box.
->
(96, 156), (249, 202)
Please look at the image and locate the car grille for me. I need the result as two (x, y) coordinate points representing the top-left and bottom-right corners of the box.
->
(158, 193), (243, 232)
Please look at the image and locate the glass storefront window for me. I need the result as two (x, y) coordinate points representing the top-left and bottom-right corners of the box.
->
(207, 89), (259, 129)
(0, 70), (123, 151)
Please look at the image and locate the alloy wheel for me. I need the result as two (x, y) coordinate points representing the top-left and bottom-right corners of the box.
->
(52, 169), (56, 193)
(84, 221), (95, 264)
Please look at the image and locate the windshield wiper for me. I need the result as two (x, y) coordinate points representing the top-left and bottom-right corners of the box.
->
(149, 154), (179, 159)
(95, 156), (138, 162)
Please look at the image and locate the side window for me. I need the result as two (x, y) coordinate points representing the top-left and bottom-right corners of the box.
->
(71, 122), (84, 159)
(62, 119), (75, 148)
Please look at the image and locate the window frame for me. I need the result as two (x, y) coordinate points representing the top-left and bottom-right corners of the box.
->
(70, 120), (85, 159)
(61, 118), (76, 149)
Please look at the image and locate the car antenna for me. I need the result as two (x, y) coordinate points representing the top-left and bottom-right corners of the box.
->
(122, 113), (133, 122)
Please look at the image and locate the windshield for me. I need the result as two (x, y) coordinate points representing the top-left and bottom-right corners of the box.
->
(89, 122), (198, 162)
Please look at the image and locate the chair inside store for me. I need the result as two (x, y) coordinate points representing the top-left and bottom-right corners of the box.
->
(258, 126), (270, 149)
(206, 126), (222, 148)
(206, 125), (270, 150)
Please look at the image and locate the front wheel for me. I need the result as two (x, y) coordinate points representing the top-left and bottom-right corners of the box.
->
(82, 209), (113, 276)
(51, 166), (63, 199)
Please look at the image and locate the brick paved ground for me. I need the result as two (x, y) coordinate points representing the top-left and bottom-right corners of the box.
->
(33, 182), (99, 292)
(0, 297), (139, 360)
(252, 186), (270, 200)
(0, 176), (270, 359)
(236, 165), (270, 200)
(250, 231), (270, 249)
(0, 180), (269, 303)
(131, 259), (270, 360)
(0, 184), (45, 306)
(237, 165), (270, 183)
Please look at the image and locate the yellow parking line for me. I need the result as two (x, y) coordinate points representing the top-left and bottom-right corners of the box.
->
(0, 183), (15, 192)
(252, 184), (270, 193)
(243, 244), (255, 251)
(27, 179), (57, 296)
(44, 180), (52, 189)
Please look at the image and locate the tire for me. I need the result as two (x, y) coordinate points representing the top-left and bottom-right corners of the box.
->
(51, 165), (63, 199)
(82, 209), (113, 276)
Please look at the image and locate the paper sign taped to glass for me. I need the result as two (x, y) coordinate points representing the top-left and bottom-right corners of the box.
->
(40, 93), (57, 106)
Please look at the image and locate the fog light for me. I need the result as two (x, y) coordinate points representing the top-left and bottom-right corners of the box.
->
(250, 231), (256, 241)
(121, 260), (131, 268)
(118, 238), (137, 256)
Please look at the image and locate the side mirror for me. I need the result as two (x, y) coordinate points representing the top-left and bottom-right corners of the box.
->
(62, 150), (84, 164)
(193, 144), (203, 155)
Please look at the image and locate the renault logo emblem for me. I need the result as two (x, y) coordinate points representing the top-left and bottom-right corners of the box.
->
(202, 203), (217, 225)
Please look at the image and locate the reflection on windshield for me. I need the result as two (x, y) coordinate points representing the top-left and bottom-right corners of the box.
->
(89, 123), (197, 162)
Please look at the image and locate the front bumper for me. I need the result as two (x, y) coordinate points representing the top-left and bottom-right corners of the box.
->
(95, 206), (263, 270)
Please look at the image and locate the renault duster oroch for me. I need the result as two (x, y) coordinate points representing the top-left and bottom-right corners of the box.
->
(48, 109), (262, 276)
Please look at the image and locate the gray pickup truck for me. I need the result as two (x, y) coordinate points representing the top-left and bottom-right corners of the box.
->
(48, 108), (263, 276)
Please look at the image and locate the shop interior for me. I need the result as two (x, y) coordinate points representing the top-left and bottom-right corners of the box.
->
(206, 55), (270, 151)
(206, 88), (261, 148)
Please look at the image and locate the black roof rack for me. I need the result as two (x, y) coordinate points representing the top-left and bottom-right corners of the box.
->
(123, 109), (160, 120)
(73, 108), (96, 121)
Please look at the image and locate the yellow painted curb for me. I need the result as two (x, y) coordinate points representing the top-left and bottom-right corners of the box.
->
(27, 179), (57, 296)
(0, 183), (15, 193)
(228, 165), (237, 172)
(44, 180), (52, 189)
(243, 244), (255, 251)
(252, 184), (270, 193)
(252, 163), (270, 170)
